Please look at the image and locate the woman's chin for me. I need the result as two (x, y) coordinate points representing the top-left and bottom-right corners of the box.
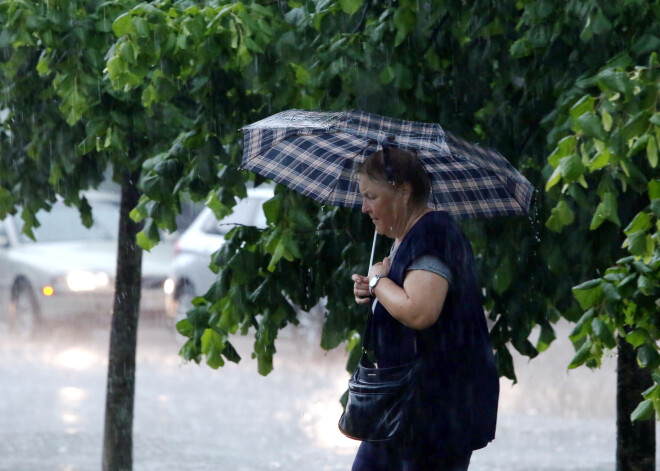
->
(373, 226), (391, 237)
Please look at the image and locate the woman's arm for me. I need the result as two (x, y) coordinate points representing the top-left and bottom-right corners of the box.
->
(371, 270), (448, 330)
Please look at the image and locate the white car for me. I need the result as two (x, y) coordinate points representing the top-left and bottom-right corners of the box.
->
(0, 192), (174, 335)
(166, 187), (274, 319)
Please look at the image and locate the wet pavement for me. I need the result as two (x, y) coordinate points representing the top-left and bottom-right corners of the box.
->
(0, 317), (658, 470)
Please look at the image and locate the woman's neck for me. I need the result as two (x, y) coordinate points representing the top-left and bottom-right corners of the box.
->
(394, 206), (431, 245)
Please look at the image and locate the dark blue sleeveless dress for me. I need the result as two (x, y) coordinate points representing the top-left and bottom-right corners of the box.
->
(353, 211), (499, 469)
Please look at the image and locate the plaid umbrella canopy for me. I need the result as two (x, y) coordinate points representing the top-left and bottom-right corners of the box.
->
(240, 109), (534, 220)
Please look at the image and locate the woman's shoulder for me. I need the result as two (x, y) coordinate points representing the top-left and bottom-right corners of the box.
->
(414, 210), (456, 233)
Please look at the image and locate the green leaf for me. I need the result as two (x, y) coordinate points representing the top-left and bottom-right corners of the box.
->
(559, 153), (586, 181)
(321, 321), (348, 351)
(631, 399), (655, 422)
(222, 341), (241, 364)
(627, 134), (650, 158)
(647, 136), (658, 168)
(136, 229), (156, 251)
(576, 112), (607, 141)
(569, 339), (592, 369)
(545, 166), (562, 191)
(637, 345), (660, 369)
(548, 136), (578, 167)
(132, 17), (149, 37)
(282, 234), (302, 260)
(637, 275), (655, 296)
(590, 192), (620, 230)
(590, 9), (612, 35)
(267, 240), (285, 272)
(625, 212), (652, 235)
(570, 95), (596, 121)
(570, 308), (596, 342)
(546, 200), (575, 232)
(651, 200), (660, 217)
(623, 230), (647, 256)
(393, 8), (415, 47)
(112, 12), (133, 37)
(589, 146), (610, 171)
(631, 34), (660, 56)
(176, 318), (194, 338)
(622, 112), (650, 142)
(136, 220), (159, 251)
(106, 55), (124, 81)
(379, 66), (395, 85)
(643, 234), (654, 263)
(338, 0), (363, 15)
(201, 328), (226, 369)
(509, 38), (532, 59)
(495, 346), (516, 382)
(493, 258), (513, 295)
(179, 339), (200, 363)
(572, 280), (604, 310)
(601, 108), (613, 132)
(592, 318), (616, 349)
(36, 56), (51, 77)
(141, 84), (156, 108)
(626, 329), (649, 349)
(597, 69), (632, 95)
(650, 113), (660, 126)
(262, 195), (281, 224)
(649, 180), (660, 200)
(537, 323), (556, 353)
(290, 62), (309, 85)
(601, 282), (621, 302)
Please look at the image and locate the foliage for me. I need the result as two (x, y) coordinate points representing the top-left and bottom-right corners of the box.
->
(103, 0), (290, 372)
(544, 54), (660, 419)
(105, 0), (660, 397)
(3, 0), (659, 424)
(0, 0), (189, 221)
(0, 0), (127, 226)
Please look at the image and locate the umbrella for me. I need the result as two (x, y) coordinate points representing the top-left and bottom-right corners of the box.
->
(240, 109), (535, 264)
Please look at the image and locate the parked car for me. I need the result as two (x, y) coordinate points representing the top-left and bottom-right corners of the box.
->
(0, 192), (174, 336)
(165, 187), (274, 320)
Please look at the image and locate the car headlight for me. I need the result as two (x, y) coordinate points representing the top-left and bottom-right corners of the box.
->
(163, 278), (175, 295)
(66, 270), (110, 292)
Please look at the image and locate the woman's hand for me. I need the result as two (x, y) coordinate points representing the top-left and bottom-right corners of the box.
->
(352, 257), (391, 305)
(351, 274), (371, 305)
(368, 257), (390, 278)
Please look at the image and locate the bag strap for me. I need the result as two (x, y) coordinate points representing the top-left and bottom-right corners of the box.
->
(361, 300), (420, 361)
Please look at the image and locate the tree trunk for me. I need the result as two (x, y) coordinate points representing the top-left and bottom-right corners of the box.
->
(617, 334), (655, 471)
(102, 169), (143, 471)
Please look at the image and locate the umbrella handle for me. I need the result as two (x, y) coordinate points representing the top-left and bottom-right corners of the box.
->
(368, 230), (377, 272)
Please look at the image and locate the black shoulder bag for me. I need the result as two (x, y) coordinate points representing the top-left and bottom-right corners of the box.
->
(338, 304), (424, 442)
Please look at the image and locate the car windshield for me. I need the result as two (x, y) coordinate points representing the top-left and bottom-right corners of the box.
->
(16, 201), (120, 243)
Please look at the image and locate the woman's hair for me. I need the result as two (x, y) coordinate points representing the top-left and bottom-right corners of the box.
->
(355, 146), (431, 208)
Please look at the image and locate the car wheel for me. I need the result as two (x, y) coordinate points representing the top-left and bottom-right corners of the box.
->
(9, 280), (41, 338)
(175, 284), (196, 324)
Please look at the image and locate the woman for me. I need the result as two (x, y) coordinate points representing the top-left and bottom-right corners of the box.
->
(350, 147), (499, 471)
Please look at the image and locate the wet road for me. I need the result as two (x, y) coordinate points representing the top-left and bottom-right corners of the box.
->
(0, 317), (658, 470)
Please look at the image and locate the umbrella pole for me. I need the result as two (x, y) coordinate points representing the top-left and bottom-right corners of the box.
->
(369, 230), (377, 271)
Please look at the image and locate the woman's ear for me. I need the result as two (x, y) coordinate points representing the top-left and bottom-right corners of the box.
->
(399, 182), (412, 204)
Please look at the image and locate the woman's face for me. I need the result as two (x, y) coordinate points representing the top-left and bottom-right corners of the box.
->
(358, 174), (403, 238)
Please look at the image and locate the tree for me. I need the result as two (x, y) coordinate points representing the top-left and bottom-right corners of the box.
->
(1, 0), (198, 469)
(544, 54), (659, 470)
